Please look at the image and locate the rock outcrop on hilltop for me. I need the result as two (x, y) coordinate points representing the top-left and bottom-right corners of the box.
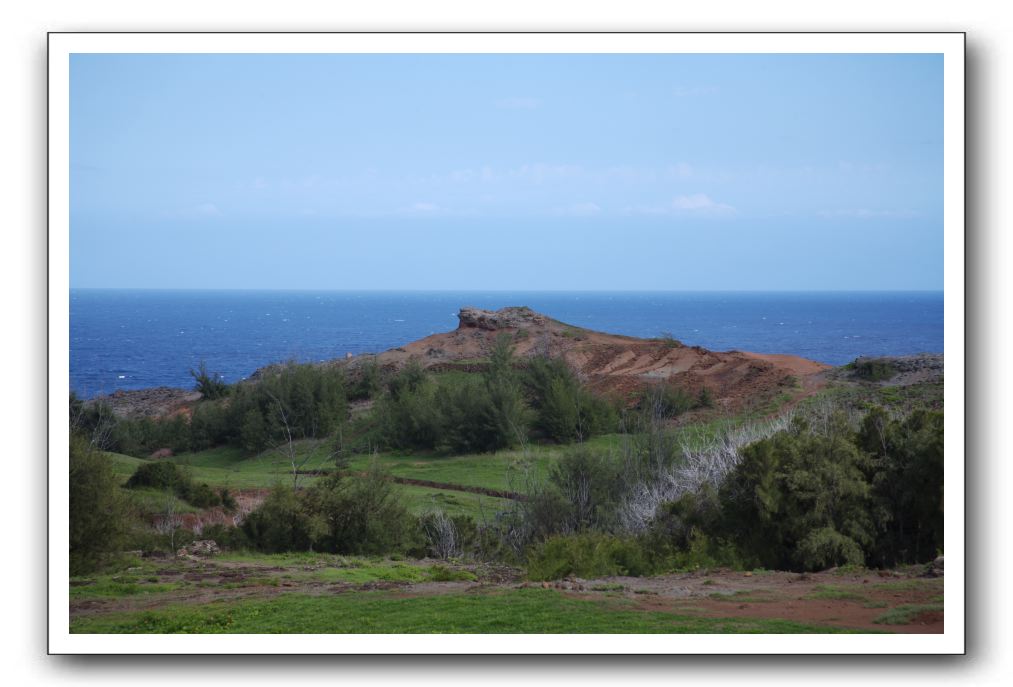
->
(457, 306), (548, 331)
(344, 306), (832, 409)
(94, 306), (840, 418)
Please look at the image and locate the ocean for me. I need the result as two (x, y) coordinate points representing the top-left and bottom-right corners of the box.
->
(69, 290), (944, 398)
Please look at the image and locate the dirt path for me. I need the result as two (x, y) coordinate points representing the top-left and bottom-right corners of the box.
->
(546, 569), (944, 634)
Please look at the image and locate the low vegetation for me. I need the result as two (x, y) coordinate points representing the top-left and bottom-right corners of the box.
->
(68, 341), (945, 633)
(70, 588), (862, 634)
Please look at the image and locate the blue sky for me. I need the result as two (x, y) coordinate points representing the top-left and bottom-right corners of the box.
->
(70, 53), (943, 290)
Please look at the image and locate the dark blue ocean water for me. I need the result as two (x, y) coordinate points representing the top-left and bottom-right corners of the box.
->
(70, 290), (943, 398)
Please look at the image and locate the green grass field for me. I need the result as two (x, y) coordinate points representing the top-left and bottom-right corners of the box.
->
(105, 380), (909, 521)
(107, 438), (519, 518)
(69, 588), (864, 634)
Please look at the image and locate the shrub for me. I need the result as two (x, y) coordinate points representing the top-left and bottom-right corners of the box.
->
(179, 481), (221, 509)
(697, 387), (715, 409)
(201, 523), (250, 551)
(641, 383), (697, 420)
(348, 357), (384, 401)
(852, 358), (897, 382)
(795, 527), (866, 570)
(480, 334), (530, 450)
(189, 401), (230, 451)
(69, 394), (118, 448)
(108, 415), (190, 458)
(374, 366), (443, 450)
(549, 447), (626, 532)
(859, 407), (944, 566)
(526, 533), (652, 581)
(718, 423), (875, 571)
(125, 461), (188, 492)
(124, 461), (223, 509)
(417, 510), (477, 560)
(243, 465), (416, 556)
(69, 437), (132, 574)
(525, 357), (617, 442)
(218, 488), (238, 513)
(239, 407), (269, 453)
(227, 362), (348, 454)
(242, 486), (315, 553)
(190, 360), (229, 400)
(436, 378), (500, 453)
(303, 466), (415, 555)
(654, 332), (682, 349)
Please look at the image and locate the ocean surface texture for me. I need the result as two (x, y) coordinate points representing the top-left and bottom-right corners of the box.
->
(70, 290), (943, 397)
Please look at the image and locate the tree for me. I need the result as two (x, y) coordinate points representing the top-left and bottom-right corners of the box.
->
(190, 360), (228, 400)
(242, 486), (315, 553)
(69, 436), (132, 574)
(480, 333), (529, 450)
(154, 489), (184, 552)
(860, 408), (944, 565)
(719, 427), (875, 571)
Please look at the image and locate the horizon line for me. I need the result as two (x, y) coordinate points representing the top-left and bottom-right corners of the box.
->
(69, 287), (945, 293)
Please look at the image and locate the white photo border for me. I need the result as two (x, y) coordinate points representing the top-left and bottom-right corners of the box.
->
(48, 31), (965, 655)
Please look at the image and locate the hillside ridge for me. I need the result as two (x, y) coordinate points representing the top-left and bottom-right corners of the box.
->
(342, 306), (830, 409)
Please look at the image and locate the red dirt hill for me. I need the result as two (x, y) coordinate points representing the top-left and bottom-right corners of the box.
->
(345, 306), (829, 409)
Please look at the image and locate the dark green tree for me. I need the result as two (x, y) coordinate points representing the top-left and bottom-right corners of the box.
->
(190, 360), (228, 400)
(69, 436), (132, 574)
(719, 426), (875, 571)
(859, 407), (944, 565)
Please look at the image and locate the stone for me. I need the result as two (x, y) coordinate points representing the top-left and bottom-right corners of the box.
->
(176, 539), (220, 558)
(926, 555), (944, 577)
(457, 306), (547, 331)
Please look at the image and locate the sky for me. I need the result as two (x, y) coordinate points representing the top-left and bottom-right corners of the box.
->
(70, 53), (943, 290)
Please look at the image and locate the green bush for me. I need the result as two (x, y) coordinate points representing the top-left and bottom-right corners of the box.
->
(348, 358), (384, 401)
(218, 488), (238, 513)
(242, 486), (315, 553)
(526, 533), (652, 581)
(373, 364), (444, 450)
(243, 465), (416, 556)
(479, 334), (530, 450)
(719, 426), (875, 571)
(189, 401), (230, 451)
(70, 437), (132, 574)
(227, 362), (348, 455)
(124, 461), (222, 509)
(303, 466), (415, 555)
(795, 527), (866, 570)
(859, 407), (944, 566)
(109, 415), (191, 458)
(640, 383), (697, 419)
(374, 340), (531, 455)
(525, 357), (617, 442)
(697, 387), (715, 409)
(125, 461), (188, 492)
(655, 332), (681, 348)
(852, 358), (897, 382)
(179, 481), (221, 509)
(190, 360), (229, 400)
(201, 523), (250, 551)
(436, 378), (507, 453)
(549, 447), (626, 531)
(69, 393), (118, 448)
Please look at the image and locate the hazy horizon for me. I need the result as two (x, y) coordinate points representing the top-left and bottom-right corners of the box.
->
(71, 53), (943, 291)
(69, 286), (944, 293)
